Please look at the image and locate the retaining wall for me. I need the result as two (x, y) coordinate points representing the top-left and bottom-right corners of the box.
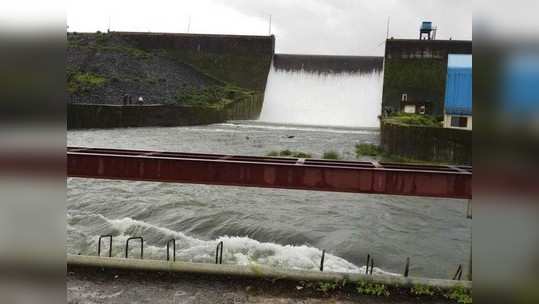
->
(381, 122), (472, 165)
(68, 255), (471, 290)
(68, 95), (264, 129)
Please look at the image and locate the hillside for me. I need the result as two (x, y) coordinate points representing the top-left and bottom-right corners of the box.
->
(67, 32), (254, 105)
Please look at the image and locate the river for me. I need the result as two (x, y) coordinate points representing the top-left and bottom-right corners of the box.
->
(67, 121), (471, 279)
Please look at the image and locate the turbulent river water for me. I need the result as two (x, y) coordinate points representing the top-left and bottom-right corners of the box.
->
(67, 121), (471, 279)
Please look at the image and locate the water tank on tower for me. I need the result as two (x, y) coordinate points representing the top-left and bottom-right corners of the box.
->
(420, 21), (436, 40)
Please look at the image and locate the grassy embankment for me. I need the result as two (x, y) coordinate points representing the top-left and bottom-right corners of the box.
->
(310, 280), (471, 304)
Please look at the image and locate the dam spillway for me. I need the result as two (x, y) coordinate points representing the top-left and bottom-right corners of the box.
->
(259, 54), (384, 128)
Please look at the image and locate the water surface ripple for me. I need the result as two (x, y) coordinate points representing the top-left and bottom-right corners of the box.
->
(67, 122), (471, 278)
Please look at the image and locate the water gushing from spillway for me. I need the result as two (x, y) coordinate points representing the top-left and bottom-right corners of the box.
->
(259, 60), (384, 128)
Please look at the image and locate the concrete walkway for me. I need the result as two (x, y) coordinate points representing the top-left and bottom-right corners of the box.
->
(67, 266), (455, 304)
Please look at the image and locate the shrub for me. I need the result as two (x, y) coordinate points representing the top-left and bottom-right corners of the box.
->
(176, 85), (254, 107)
(95, 32), (109, 45)
(356, 281), (390, 297)
(265, 150), (312, 158)
(266, 151), (280, 157)
(322, 151), (340, 160)
(355, 144), (383, 157)
(293, 152), (312, 158)
(317, 282), (337, 293)
(127, 47), (151, 60)
(445, 286), (472, 304)
(411, 284), (436, 296)
(386, 113), (441, 127)
(279, 149), (293, 156)
(68, 71), (107, 95)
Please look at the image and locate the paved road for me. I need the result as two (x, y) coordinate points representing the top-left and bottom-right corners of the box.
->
(67, 266), (452, 304)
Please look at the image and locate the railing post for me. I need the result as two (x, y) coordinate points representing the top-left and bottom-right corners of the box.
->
(166, 239), (176, 262)
(404, 257), (410, 277)
(98, 235), (113, 257)
(453, 264), (463, 281)
(319, 250), (326, 272)
(215, 241), (223, 264)
(365, 254), (371, 275)
(125, 237), (143, 259)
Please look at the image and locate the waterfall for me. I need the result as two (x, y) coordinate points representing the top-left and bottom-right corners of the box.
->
(259, 55), (384, 128)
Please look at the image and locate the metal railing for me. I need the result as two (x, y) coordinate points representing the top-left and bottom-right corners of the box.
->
(94, 235), (465, 281)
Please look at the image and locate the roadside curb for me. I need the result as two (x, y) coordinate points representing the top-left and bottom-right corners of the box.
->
(67, 255), (471, 290)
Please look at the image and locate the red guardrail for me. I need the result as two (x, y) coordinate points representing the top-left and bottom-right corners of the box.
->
(67, 147), (471, 199)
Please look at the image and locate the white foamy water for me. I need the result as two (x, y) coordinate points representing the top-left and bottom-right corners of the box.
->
(68, 213), (396, 275)
(259, 66), (384, 128)
(223, 121), (379, 135)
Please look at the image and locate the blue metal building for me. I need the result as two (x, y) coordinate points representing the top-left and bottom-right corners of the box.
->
(444, 55), (472, 129)
(502, 54), (539, 117)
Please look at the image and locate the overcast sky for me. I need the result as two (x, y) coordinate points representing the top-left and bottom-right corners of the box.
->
(67, 0), (471, 56)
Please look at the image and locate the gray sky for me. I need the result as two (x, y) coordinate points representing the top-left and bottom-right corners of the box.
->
(67, 0), (471, 56)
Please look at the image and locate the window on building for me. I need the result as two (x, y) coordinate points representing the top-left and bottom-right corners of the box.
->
(401, 93), (408, 102)
(450, 116), (468, 128)
(404, 105), (416, 114)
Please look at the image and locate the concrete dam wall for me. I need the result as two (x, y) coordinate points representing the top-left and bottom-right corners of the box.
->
(273, 54), (383, 74)
(260, 54), (384, 128)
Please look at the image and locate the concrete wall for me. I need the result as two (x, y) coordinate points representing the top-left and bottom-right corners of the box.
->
(273, 54), (383, 74)
(68, 255), (471, 291)
(68, 95), (264, 129)
(382, 39), (472, 117)
(115, 32), (275, 92)
(381, 122), (472, 165)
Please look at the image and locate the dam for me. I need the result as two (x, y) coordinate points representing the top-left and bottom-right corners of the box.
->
(260, 54), (384, 128)
(67, 33), (471, 278)
(68, 33), (386, 129)
(65, 31), (471, 303)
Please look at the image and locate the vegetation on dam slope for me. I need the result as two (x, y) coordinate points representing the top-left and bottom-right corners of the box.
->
(177, 84), (256, 109)
(67, 32), (256, 107)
